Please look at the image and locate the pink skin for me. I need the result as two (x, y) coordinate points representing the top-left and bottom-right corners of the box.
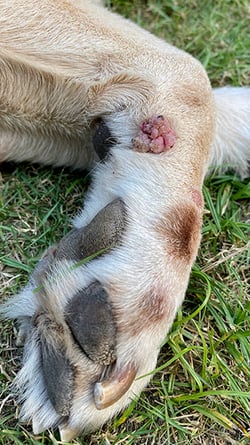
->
(132, 115), (176, 154)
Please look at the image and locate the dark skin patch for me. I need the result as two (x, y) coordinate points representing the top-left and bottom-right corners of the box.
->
(32, 198), (127, 278)
(33, 311), (74, 417)
(73, 198), (126, 261)
(65, 281), (116, 365)
(157, 204), (202, 262)
(92, 119), (116, 161)
(115, 290), (172, 337)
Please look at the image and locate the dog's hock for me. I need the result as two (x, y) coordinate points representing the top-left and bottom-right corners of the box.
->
(133, 115), (176, 153)
(65, 281), (117, 365)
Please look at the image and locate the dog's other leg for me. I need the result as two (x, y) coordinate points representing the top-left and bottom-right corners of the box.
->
(209, 87), (250, 178)
(0, 50), (97, 168)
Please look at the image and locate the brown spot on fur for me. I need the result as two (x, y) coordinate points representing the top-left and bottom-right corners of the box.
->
(137, 292), (167, 325)
(110, 286), (173, 337)
(157, 204), (202, 262)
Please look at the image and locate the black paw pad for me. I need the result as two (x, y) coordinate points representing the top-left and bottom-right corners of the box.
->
(65, 281), (116, 365)
(34, 312), (74, 416)
(93, 119), (116, 160)
(54, 198), (126, 262)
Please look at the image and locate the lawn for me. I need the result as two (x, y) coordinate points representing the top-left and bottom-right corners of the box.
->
(0, 1), (249, 444)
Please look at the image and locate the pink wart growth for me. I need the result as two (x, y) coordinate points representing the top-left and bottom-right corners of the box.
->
(133, 115), (176, 154)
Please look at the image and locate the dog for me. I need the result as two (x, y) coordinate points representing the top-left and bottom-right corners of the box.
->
(0, 0), (249, 441)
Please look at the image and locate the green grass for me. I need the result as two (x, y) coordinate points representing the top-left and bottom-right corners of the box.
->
(1, 1), (250, 444)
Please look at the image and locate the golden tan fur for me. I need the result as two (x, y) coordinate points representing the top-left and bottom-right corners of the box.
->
(0, 0), (213, 175)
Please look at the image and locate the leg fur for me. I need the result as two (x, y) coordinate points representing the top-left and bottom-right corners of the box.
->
(0, 49), (95, 167)
(209, 86), (250, 178)
(0, 0), (212, 169)
(0, 0), (151, 168)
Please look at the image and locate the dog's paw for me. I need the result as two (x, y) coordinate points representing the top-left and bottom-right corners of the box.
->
(15, 267), (157, 442)
(2, 197), (126, 347)
(1, 198), (135, 440)
(2, 170), (204, 441)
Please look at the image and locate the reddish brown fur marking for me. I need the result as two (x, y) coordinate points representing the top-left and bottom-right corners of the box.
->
(157, 204), (202, 262)
(110, 287), (173, 337)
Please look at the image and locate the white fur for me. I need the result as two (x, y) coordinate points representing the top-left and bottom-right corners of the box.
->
(209, 87), (250, 178)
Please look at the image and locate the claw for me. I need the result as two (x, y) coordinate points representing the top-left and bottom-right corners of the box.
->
(59, 424), (81, 443)
(94, 363), (137, 410)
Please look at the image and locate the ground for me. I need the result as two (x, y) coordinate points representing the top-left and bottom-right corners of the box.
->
(0, 1), (249, 444)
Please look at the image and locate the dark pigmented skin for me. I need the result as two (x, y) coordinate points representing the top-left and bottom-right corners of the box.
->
(65, 281), (116, 365)
(33, 311), (74, 417)
(56, 198), (126, 261)
(92, 119), (116, 160)
(37, 198), (127, 269)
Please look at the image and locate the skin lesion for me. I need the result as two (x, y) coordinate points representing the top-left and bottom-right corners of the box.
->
(132, 115), (176, 154)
